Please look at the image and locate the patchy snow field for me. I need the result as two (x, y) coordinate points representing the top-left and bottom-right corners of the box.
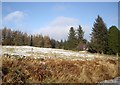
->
(2, 46), (119, 83)
(2, 46), (118, 61)
(2, 46), (99, 60)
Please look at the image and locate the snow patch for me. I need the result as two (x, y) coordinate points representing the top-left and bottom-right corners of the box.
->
(2, 46), (96, 60)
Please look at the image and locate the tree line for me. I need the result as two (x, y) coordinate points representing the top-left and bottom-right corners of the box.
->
(1, 15), (120, 56)
(1, 28), (62, 48)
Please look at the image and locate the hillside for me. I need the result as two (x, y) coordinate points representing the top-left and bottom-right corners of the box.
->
(2, 46), (119, 83)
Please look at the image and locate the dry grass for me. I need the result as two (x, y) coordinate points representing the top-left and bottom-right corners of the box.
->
(2, 55), (119, 83)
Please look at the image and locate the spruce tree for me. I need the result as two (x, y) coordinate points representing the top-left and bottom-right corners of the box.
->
(67, 27), (77, 50)
(90, 15), (108, 53)
(76, 25), (86, 50)
(77, 25), (84, 43)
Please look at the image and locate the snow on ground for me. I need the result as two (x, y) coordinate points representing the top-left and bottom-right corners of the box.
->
(2, 46), (119, 83)
(99, 77), (120, 84)
(2, 46), (104, 60)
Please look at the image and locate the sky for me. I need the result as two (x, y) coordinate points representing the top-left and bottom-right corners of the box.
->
(2, 0), (120, 2)
(2, 2), (118, 41)
(118, 2), (120, 30)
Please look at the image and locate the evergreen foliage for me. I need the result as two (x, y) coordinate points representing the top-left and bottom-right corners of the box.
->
(90, 15), (108, 54)
(108, 26), (120, 55)
(2, 15), (119, 56)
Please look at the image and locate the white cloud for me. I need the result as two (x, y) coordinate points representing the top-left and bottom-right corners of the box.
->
(3, 11), (26, 23)
(34, 16), (79, 41)
(82, 25), (92, 41)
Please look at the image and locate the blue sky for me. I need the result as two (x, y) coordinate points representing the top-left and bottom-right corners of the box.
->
(2, 2), (118, 41)
(118, 2), (120, 30)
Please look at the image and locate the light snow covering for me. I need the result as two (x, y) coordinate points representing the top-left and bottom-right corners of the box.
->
(2, 46), (97, 60)
(2, 46), (119, 83)
(99, 77), (120, 84)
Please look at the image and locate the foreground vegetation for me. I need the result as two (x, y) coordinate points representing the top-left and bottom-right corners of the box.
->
(2, 54), (119, 83)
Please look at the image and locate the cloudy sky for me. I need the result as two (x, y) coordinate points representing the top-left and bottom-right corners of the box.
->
(2, 2), (118, 41)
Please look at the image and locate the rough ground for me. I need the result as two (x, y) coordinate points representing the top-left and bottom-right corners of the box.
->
(100, 77), (120, 83)
(1, 46), (119, 83)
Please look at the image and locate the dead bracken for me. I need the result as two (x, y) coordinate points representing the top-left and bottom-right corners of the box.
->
(2, 55), (118, 83)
